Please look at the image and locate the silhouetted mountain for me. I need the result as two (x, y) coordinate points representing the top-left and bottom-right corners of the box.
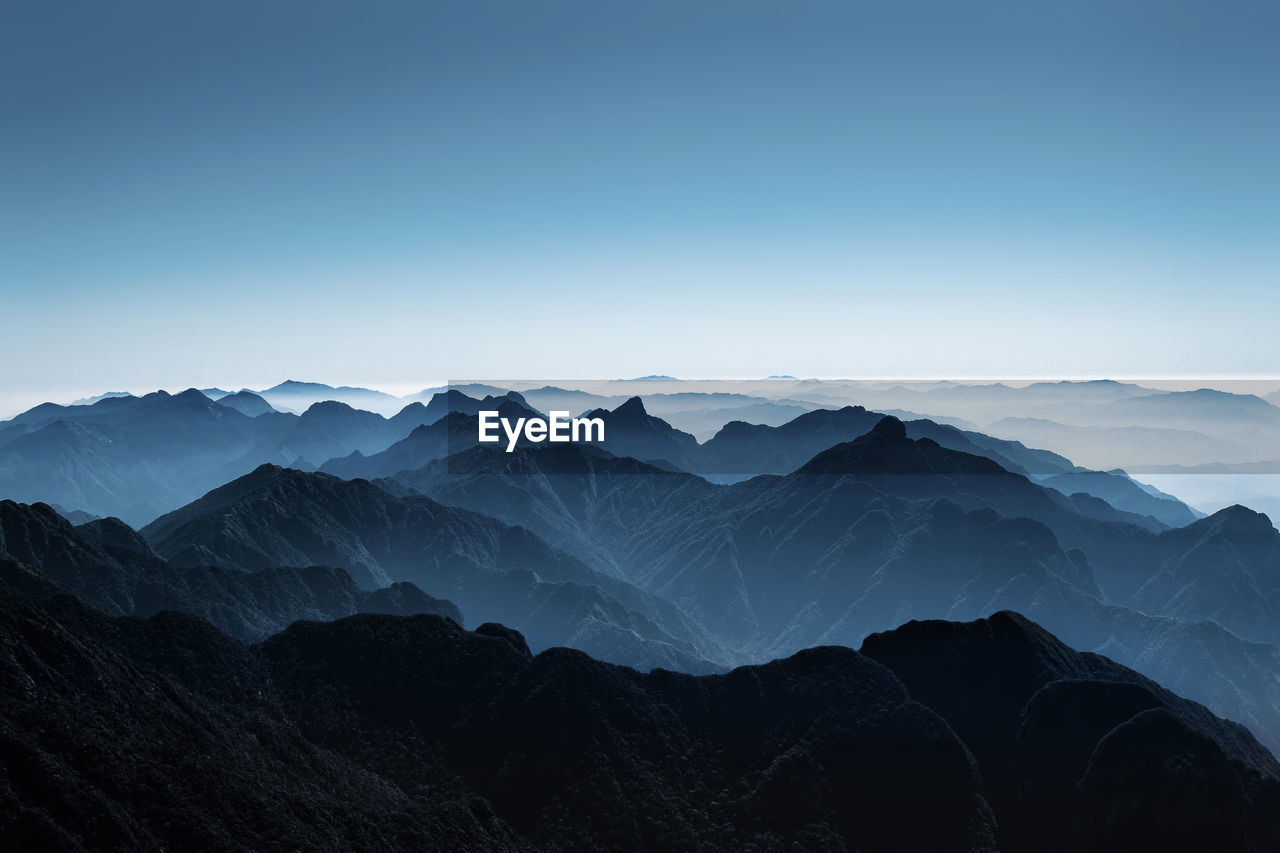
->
(320, 395), (542, 480)
(415, 388), (538, 423)
(685, 407), (1199, 527)
(402, 383), (512, 404)
(660, 401), (813, 440)
(49, 503), (100, 525)
(141, 465), (723, 673)
(197, 387), (231, 399)
(0, 390), (297, 522)
(214, 389), (275, 417)
(785, 379), (1157, 423)
(1042, 469), (1202, 528)
(254, 380), (404, 416)
(698, 405), (885, 475)
(861, 611), (1280, 852)
(1117, 505), (1280, 645)
(399, 442), (718, 579)
(358, 579), (464, 622)
(0, 499), (459, 641)
(903, 418), (1078, 475)
(3, 584), (1276, 851)
(582, 396), (703, 471)
(515, 385), (622, 414)
(0, 389), (447, 524)
(7, 386), (1207, 530)
(70, 390), (133, 405)
(241, 400), (400, 469)
(1101, 388), (1280, 429)
(0, 585), (513, 851)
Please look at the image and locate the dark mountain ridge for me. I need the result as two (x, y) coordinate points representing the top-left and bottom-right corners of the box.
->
(3, 579), (1276, 852)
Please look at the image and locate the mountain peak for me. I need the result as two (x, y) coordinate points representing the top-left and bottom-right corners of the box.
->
(796, 417), (1007, 477)
(871, 415), (906, 440)
(615, 396), (648, 417)
(1194, 504), (1275, 536)
(265, 380), (333, 393)
(302, 400), (361, 417)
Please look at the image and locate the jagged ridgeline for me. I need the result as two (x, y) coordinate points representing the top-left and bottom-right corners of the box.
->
(4, 381), (1280, 848)
(3, 582), (1278, 851)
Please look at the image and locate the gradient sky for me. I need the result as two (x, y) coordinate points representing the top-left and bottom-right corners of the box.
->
(2, 0), (1278, 414)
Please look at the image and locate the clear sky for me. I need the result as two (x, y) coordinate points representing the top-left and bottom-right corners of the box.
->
(2, 0), (1278, 414)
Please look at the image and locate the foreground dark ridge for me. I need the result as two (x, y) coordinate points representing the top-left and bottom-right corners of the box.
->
(2, 581), (1277, 852)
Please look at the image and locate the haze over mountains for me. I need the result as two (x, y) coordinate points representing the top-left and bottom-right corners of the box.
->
(6, 378), (1279, 514)
(6, 377), (1280, 847)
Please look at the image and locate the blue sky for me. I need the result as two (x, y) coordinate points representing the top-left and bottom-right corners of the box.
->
(2, 0), (1277, 411)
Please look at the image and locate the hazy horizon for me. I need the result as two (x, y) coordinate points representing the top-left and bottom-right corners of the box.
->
(5, 375), (1280, 423)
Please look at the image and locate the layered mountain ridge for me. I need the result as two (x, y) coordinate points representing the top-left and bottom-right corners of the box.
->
(3, 575), (1276, 852)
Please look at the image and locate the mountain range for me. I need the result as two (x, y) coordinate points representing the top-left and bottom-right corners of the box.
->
(0, 498), (461, 641)
(0, 388), (467, 524)
(4, 575), (1277, 851)
(6, 377), (1280, 847)
(367, 414), (1280, 753)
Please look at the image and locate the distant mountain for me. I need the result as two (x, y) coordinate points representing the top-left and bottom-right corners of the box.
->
(254, 380), (405, 416)
(0, 389), (443, 524)
(988, 417), (1258, 469)
(786, 379), (1159, 423)
(141, 465), (724, 673)
(70, 391), (133, 405)
(401, 383), (513, 404)
(213, 389), (275, 417)
(0, 389), (285, 523)
(1101, 388), (1280, 428)
(241, 400), (408, 468)
(1266, 390), (1280, 407)
(658, 404), (1084, 482)
(662, 401), (816, 441)
(986, 390), (1280, 469)
(7, 385), (1210, 529)
(49, 503), (100, 525)
(316, 396), (1183, 533)
(0, 499), (459, 640)
(418, 388), (537, 422)
(515, 387), (822, 439)
(319, 394), (540, 480)
(4, 584), (1276, 851)
(1041, 469), (1203, 528)
(514, 385), (621, 414)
